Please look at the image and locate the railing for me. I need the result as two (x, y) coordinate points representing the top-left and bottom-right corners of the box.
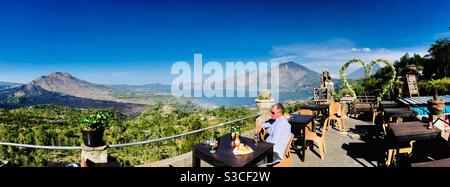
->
(0, 114), (260, 150)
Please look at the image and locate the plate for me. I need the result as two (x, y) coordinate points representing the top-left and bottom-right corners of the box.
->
(233, 145), (254, 155)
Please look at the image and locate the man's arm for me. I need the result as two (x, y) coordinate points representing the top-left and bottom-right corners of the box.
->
(255, 121), (272, 133)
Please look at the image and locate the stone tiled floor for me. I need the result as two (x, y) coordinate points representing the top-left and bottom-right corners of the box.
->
(292, 117), (383, 167)
(140, 116), (449, 167)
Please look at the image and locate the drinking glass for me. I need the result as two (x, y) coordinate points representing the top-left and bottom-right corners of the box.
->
(210, 131), (219, 153)
(210, 140), (218, 153)
(253, 133), (259, 146)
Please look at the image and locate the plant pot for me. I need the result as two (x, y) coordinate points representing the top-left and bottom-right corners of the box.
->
(427, 99), (446, 115)
(255, 99), (275, 110)
(255, 99), (275, 128)
(81, 128), (105, 147)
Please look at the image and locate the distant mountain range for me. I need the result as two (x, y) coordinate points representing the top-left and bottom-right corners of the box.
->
(346, 64), (381, 80)
(0, 81), (22, 90)
(194, 61), (327, 93)
(0, 73), (149, 116)
(277, 61), (322, 92)
(0, 61), (342, 114)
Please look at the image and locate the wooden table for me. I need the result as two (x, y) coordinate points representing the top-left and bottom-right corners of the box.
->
(411, 158), (450, 167)
(380, 101), (399, 109)
(383, 108), (417, 119)
(348, 102), (373, 117)
(389, 121), (442, 143)
(288, 114), (315, 129)
(289, 114), (315, 135)
(192, 135), (274, 167)
(301, 104), (329, 113)
(288, 114), (315, 161)
(301, 104), (330, 118)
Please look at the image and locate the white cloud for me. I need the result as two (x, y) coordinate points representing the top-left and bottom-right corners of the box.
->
(348, 47), (371, 52)
(270, 39), (428, 78)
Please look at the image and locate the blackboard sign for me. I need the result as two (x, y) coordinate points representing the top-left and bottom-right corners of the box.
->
(406, 73), (419, 97)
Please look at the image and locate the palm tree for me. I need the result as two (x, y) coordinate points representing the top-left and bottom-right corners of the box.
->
(428, 39), (450, 78)
(425, 77), (450, 115)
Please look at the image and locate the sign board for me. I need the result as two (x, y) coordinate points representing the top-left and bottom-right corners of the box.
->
(406, 73), (419, 97)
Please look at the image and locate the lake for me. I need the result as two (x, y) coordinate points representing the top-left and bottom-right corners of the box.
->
(192, 91), (313, 108)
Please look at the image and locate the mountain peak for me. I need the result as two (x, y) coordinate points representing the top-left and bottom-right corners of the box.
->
(26, 72), (114, 100)
(279, 61), (314, 72)
(31, 72), (76, 85)
(48, 72), (72, 78)
(280, 61), (302, 68)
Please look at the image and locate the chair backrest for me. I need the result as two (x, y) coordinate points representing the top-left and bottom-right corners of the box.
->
(273, 133), (295, 167)
(341, 103), (348, 116)
(321, 115), (330, 137)
(299, 109), (315, 132)
(329, 101), (340, 115)
(259, 127), (269, 141)
(298, 109), (313, 115)
(282, 133), (295, 159)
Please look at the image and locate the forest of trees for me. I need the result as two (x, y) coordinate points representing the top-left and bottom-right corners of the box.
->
(336, 38), (450, 98)
(0, 103), (256, 166)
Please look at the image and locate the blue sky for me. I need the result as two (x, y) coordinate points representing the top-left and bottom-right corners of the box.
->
(0, 0), (449, 84)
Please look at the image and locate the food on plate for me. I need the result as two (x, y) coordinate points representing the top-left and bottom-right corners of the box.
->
(233, 144), (253, 155)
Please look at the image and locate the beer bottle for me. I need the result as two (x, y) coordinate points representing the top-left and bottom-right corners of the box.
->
(230, 127), (235, 147)
(234, 132), (241, 148)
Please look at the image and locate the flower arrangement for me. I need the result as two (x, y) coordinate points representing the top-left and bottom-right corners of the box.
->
(339, 58), (396, 101)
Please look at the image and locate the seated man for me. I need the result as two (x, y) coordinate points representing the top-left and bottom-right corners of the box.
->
(256, 103), (291, 162)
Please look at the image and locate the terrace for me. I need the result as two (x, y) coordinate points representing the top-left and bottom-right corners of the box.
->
(142, 99), (450, 167)
(0, 96), (448, 167)
(1, 68), (449, 168)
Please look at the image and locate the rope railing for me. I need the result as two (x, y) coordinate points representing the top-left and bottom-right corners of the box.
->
(0, 114), (260, 150)
(0, 143), (81, 150)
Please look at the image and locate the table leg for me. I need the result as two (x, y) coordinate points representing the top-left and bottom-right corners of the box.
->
(192, 151), (200, 167)
(302, 127), (306, 162)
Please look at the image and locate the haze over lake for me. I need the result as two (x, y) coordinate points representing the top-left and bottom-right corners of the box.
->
(192, 91), (313, 108)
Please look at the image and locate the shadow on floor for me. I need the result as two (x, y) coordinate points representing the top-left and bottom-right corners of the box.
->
(342, 124), (385, 167)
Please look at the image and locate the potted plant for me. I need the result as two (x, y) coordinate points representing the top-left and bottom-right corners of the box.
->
(393, 79), (403, 97)
(81, 112), (108, 147)
(255, 90), (275, 126)
(425, 77), (450, 115)
(255, 90), (274, 109)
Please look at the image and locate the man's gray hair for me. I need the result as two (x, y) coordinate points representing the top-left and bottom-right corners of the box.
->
(273, 103), (285, 114)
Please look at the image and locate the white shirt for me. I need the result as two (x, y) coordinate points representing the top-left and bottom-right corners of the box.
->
(262, 116), (291, 159)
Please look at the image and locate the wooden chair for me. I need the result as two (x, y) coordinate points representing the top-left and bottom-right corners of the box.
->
(304, 115), (330, 160)
(259, 127), (269, 141)
(298, 109), (315, 131)
(385, 140), (416, 167)
(328, 102), (346, 132)
(380, 122), (416, 167)
(298, 109), (313, 115)
(299, 109), (316, 148)
(273, 133), (295, 167)
(371, 102), (380, 125)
